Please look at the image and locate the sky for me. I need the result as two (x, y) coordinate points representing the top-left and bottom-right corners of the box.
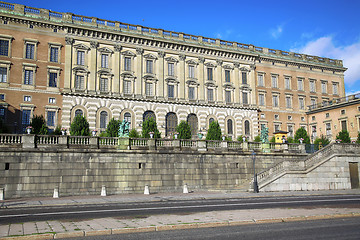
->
(11, 0), (360, 95)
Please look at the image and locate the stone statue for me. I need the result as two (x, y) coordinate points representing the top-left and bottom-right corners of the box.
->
(118, 120), (130, 138)
(260, 126), (269, 143)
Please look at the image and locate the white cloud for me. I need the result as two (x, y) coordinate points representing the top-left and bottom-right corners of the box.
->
(291, 36), (360, 86)
(270, 25), (283, 39)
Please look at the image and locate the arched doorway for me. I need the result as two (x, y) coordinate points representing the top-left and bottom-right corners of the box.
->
(187, 113), (198, 137)
(166, 112), (177, 136)
(143, 110), (156, 122)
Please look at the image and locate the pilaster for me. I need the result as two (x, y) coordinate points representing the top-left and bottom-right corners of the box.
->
(216, 59), (223, 102)
(113, 44), (122, 94)
(64, 37), (74, 90)
(179, 54), (186, 99)
(135, 47), (143, 96)
(234, 62), (240, 104)
(158, 51), (165, 98)
(88, 41), (98, 92)
(198, 57), (205, 100)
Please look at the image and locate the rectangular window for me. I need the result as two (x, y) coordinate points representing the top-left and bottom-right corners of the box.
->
(0, 67), (7, 83)
(259, 93), (265, 106)
(272, 95), (279, 107)
(341, 120), (347, 131)
(188, 86), (195, 100)
(241, 72), (247, 84)
(242, 92), (248, 104)
(24, 70), (33, 85)
(168, 63), (174, 76)
(25, 43), (35, 59)
(24, 95), (31, 102)
(288, 125), (294, 137)
(326, 123), (331, 136)
(49, 98), (56, 104)
(207, 88), (214, 101)
(310, 80), (316, 92)
(274, 114), (279, 120)
(0, 40), (9, 56)
(299, 97), (305, 110)
(225, 90), (231, 103)
(101, 54), (109, 68)
(189, 65), (195, 78)
(22, 109), (31, 125)
(288, 115), (292, 120)
(0, 94), (4, 100)
(311, 98), (316, 107)
(124, 57), (131, 71)
(50, 47), (59, 63)
(75, 75), (84, 90)
(274, 124), (280, 132)
(333, 83), (339, 95)
(146, 60), (153, 74)
(286, 96), (292, 108)
(0, 106), (5, 120)
(271, 75), (278, 88)
(258, 74), (264, 87)
(224, 70), (231, 82)
(298, 78), (304, 91)
(123, 80), (131, 94)
(77, 51), (85, 65)
(321, 81), (327, 94)
(168, 84), (174, 98)
(47, 111), (55, 127)
(207, 68), (213, 80)
(100, 78), (108, 92)
(145, 82), (153, 96)
(49, 72), (57, 87)
(285, 77), (291, 89)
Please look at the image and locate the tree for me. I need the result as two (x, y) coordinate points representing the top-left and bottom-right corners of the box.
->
(357, 132), (360, 144)
(70, 115), (90, 136)
(52, 126), (62, 135)
(106, 118), (121, 137)
(142, 117), (161, 138)
(129, 128), (140, 138)
(270, 136), (276, 143)
(294, 128), (310, 144)
(30, 115), (48, 134)
(175, 120), (191, 139)
(206, 121), (222, 141)
(253, 135), (261, 142)
(287, 137), (294, 143)
(314, 135), (331, 146)
(336, 130), (351, 143)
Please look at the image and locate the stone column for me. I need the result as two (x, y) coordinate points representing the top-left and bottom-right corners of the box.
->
(198, 57), (205, 100)
(216, 59), (223, 102)
(179, 54), (186, 99)
(197, 140), (207, 152)
(157, 51), (165, 98)
(234, 62), (240, 104)
(22, 134), (35, 149)
(135, 47), (144, 96)
(58, 135), (68, 148)
(148, 138), (156, 150)
(88, 41), (99, 93)
(113, 44), (122, 95)
(64, 37), (74, 90)
(249, 64), (256, 105)
(242, 142), (249, 151)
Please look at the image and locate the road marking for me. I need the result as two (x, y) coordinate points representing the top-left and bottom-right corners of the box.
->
(1, 197), (359, 219)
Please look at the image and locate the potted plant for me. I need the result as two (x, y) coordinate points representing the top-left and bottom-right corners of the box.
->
(92, 129), (97, 136)
(222, 135), (227, 141)
(174, 132), (179, 139)
(299, 138), (304, 144)
(336, 139), (342, 143)
(242, 135), (247, 143)
(26, 126), (32, 134)
(149, 131), (154, 139)
(61, 128), (67, 135)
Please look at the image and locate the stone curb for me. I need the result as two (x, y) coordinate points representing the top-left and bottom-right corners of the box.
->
(1, 213), (358, 239)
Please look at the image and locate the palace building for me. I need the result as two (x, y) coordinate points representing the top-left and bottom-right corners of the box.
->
(0, 1), (347, 139)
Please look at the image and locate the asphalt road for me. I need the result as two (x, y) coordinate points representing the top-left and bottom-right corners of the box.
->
(65, 217), (360, 240)
(1, 194), (360, 224)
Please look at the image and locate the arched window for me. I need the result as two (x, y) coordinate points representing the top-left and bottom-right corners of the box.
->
(143, 110), (156, 122)
(209, 118), (214, 125)
(75, 109), (83, 117)
(166, 112), (177, 136)
(227, 119), (233, 135)
(187, 114), (198, 137)
(100, 111), (108, 129)
(124, 112), (131, 127)
(244, 120), (250, 136)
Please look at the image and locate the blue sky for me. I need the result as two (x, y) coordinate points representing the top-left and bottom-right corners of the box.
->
(12, 0), (360, 95)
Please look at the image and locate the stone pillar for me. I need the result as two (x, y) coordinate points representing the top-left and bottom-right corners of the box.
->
(88, 41), (98, 93)
(64, 37), (74, 90)
(221, 141), (228, 151)
(135, 47), (143, 96)
(148, 138), (156, 150)
(234, 63), (240, 104)
(0, 188), (4, 200)
(299, 144), (306, 153)
(89, 137), (99, 149)
(58, 135), (68, 148)
(173, 139), (181, 150)
(282, 143), (289, 153)
(198, 140), (207, 152)
(113, 44), (122, 94)
(242, 142), (249, 151)
(118, 138), (130, 150)
(158, 51), (165, 98)
(216, 59), (223, 102)
(179, 54), (186, 99)
(198, 57), (205, 100)
(22, 134), (35, 149)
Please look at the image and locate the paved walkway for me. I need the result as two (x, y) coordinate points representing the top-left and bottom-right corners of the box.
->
(1, 189), (360, 239)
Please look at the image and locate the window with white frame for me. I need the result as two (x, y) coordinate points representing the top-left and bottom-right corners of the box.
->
(274, 114), (279, 120)
(272, 95), (279, 107)
(225, 90), (231, 103)
(100, 111), (108, 129)
(123, 80), (131, 94)
(0, 67), (7, 83)
(47, 111), (56, 127)
(207, 67), (213, 80)
(286, 96), (292, 108)
(49, 72), (58, 88)
(49, 98), (56, 104)
(77, 50), (85, 65)
(274, 124), (280, 132)
(297, 78), (304, 91)
(258, 74), (264, 87)
(341, 120), (347, 131)
(288, 125), (294, 137)
(207, 88), (214, 101)
(333, 82), (339, 95)
(24, 69), (34, 85)
(299, 97), (305, 110)
(124, 57), (131, 71)
(188, 65), (195, 78)
(168, 62), (174, 76)
(25, 42), (35, 59)
(0, 39), (9, 56)
(21, 109), (31, 130)
(168, 84), (174, 98)
(225, 70), (231, 83)
(311, 98), (316, 107)
(0, 94), (5, 100)
(100, 78), (108, 92)
(101, 54), (109, 68)
(23, 95), (31, 102)
(124, 112), (131, 127)
(75, 75), (84, 90)
(145, 82), (153, 96)
(288, 115), (292, 120)
(285, 77), (291, 89)
(321, 81), (327, 93)
(271, 75), (278, 88)
(242, 72), (247, 84)
(146, 60), (153, 74)
(242, 91), (248, 104)
(49, 46), (59, 63)
(188, 86), (195, 100)
(259, 93), (265, 106)
(310, 80), (316, 92)
(326, 122), (331, 136)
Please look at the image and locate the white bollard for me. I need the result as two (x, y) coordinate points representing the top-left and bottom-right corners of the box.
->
(0, 188), (4, 200)
(53, 186), (59, 198)
(183, 184), (189, 194)
(101, 185), (107, 197)
(144, 185), (150, 195)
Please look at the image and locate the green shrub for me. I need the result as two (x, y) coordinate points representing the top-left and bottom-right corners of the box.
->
(142, 117), (161, 138)
(70, 115), (90, 136)
(106, 118), (121, 137)
(294, 128), (310, 144)
(129, 129), (140, 138)
(254, 136), (261, 142)
(336, 130), (351, 143)
(356, 132), (360, 144)
(270, 136), (276, 143)
(314, 135), (331, 146)
(175, 120), (191, 139)
(30, 115), (47, 134)
(52, 126), (62, 135)
(287, 137), (294, 143)
(206, 121), (222, 141)
(237, 135), (245, 143)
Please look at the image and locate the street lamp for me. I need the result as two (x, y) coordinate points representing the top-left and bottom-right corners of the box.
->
(252, 150), (259, 193)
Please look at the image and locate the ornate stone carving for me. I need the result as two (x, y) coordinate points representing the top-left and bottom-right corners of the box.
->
(216, 59), (223, 66)
(198, 57), (205, 63)
(158, 51), (165, 58)
(114, 44), (122, 52)
(179, 54), (186, 61)
(234, 62), (240, 68)
(136, 47), (144, 55)
(65, 37), (74, 45)
(90, 41), (98, 49)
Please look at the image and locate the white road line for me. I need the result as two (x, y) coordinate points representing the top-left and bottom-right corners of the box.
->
(1, 198), (359, 219)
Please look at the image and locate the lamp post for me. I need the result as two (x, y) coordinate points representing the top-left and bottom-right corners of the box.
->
(252, 150), (259, 193)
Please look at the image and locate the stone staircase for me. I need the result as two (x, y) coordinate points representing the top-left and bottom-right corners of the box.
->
(249, 143), (360, 192)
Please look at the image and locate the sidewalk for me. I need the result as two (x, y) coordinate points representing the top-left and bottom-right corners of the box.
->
(1, 189), (360, 239)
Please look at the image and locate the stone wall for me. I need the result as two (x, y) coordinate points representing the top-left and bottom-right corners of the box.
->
(0, 148), (305, 199)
